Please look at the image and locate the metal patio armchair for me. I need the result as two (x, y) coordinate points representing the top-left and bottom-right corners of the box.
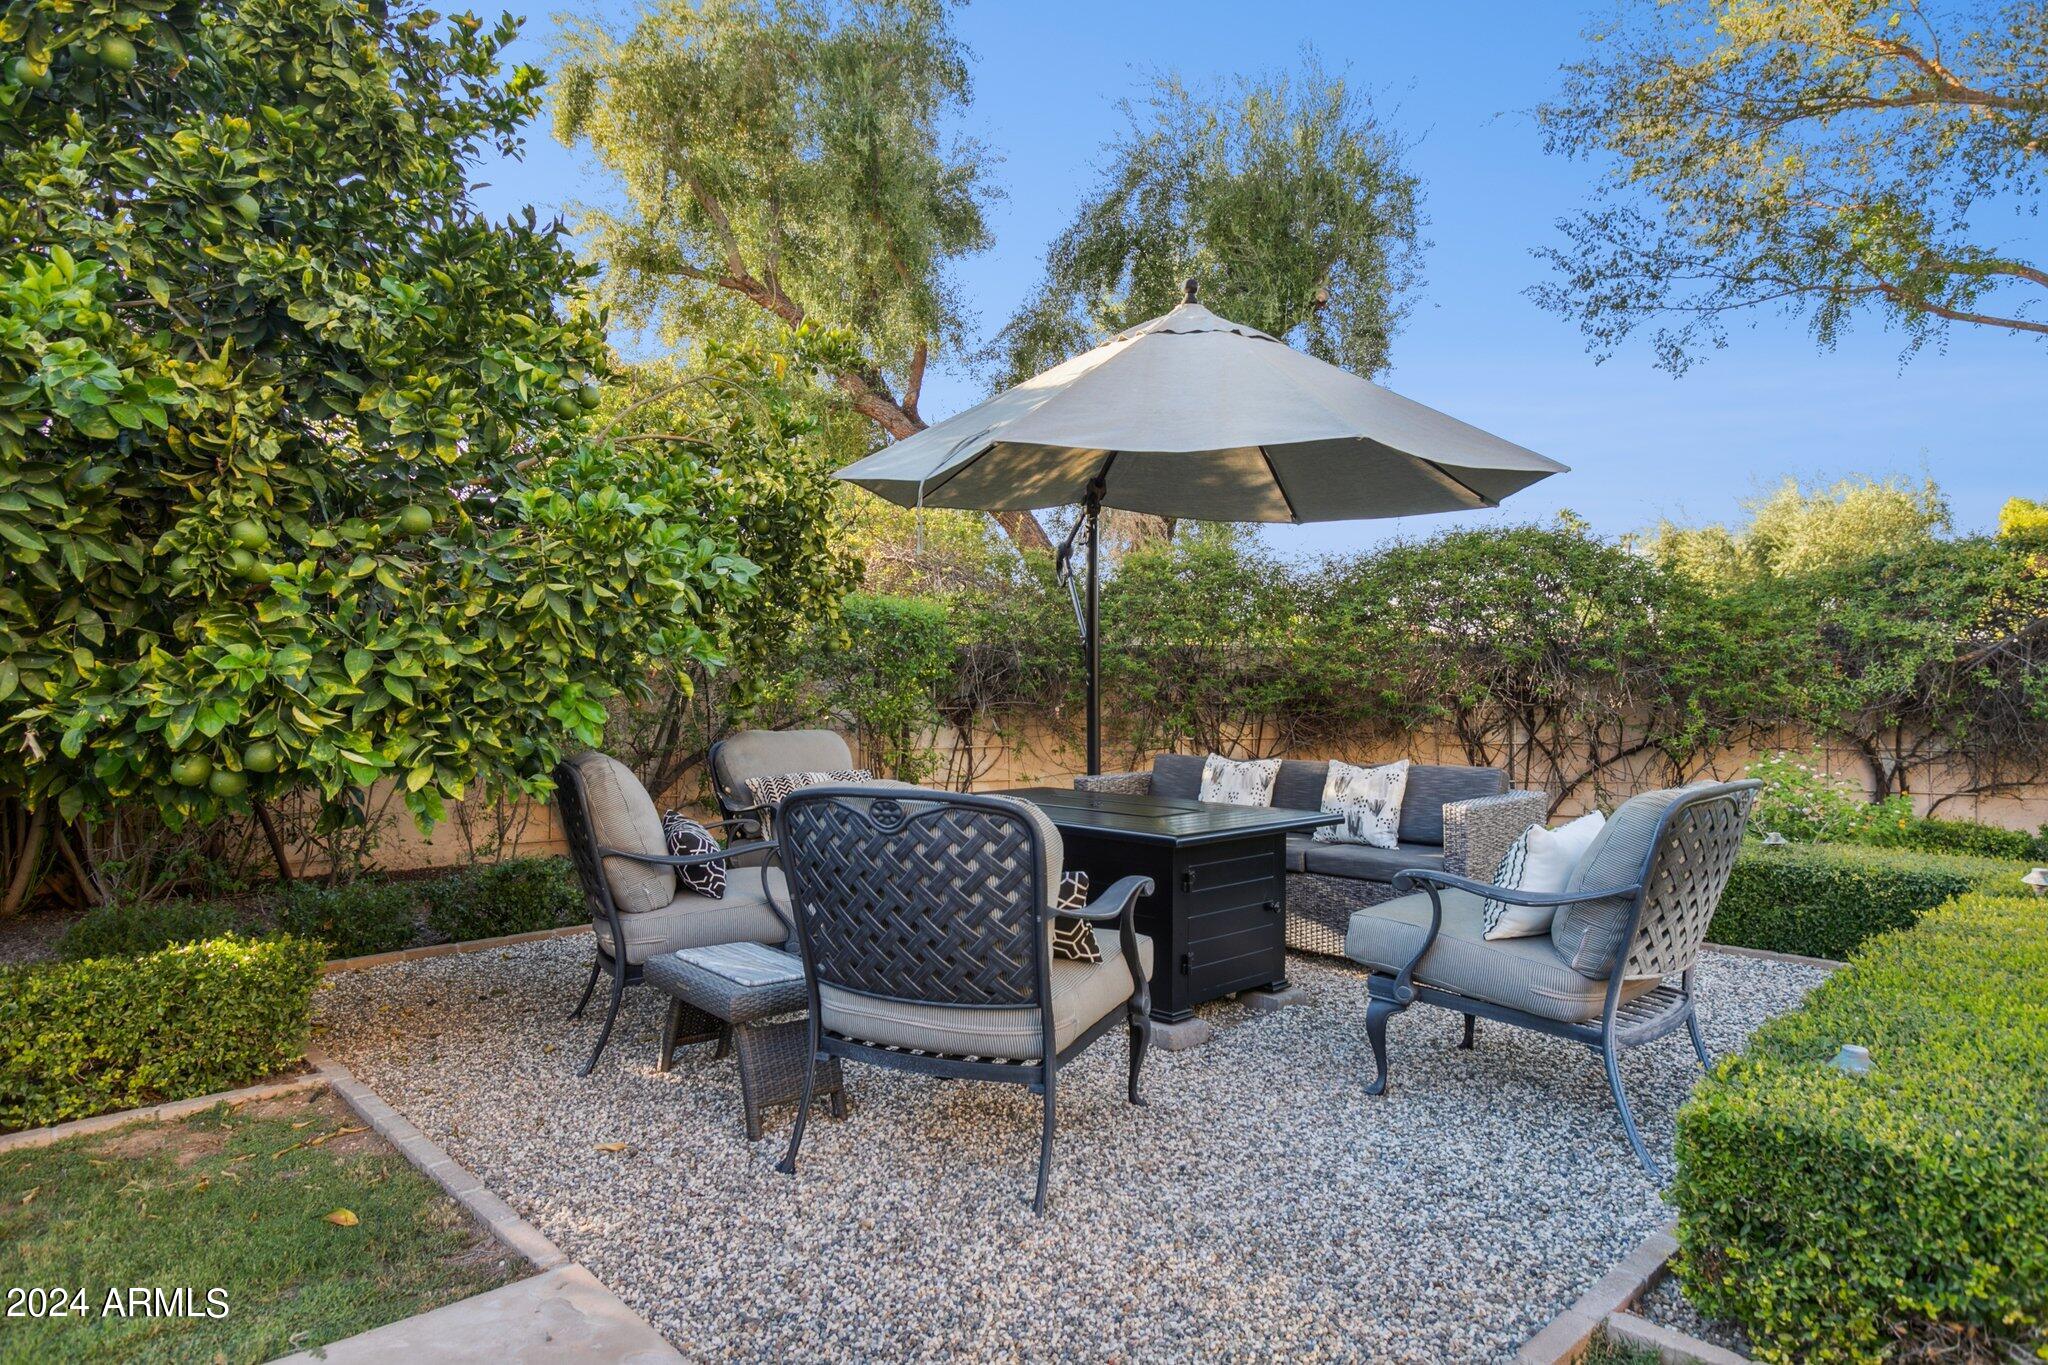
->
(552, 751), (784, 1075)
(770, 786), (1155, 1213)
(1346, 780), (1759, 1178)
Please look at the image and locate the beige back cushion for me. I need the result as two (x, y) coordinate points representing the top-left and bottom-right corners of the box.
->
(712, 729), (854, 810)
(567, 751), (674, 914)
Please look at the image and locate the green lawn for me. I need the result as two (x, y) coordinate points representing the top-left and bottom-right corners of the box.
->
(0, 1090), (519, 1363)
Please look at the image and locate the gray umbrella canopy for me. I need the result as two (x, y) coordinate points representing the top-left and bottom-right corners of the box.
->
(835, 298), (1566, 522)
(834, 288), (1567, 773)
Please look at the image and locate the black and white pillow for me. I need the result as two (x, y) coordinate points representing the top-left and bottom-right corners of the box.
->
(1050, 869), (1101, 963)
(1313, 758), (1410, 849)
(662, 810), (726, 899)
(1482, 810), (1606, 940)
(1198, 754), (1281, 807)
(743, 768), (875, 813)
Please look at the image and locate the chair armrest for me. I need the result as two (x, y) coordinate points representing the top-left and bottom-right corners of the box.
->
(1441, 789), (1549, 879)
(1073, 771), (1152, 795)
(598, 840), (776, 871)
(1390, 867), (1642, 906)
(700, 815), (760, 836)
(1057, 875), (1155, 922)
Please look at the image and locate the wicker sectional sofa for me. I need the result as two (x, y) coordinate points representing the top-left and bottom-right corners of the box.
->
(1075, 754), (1547, 956)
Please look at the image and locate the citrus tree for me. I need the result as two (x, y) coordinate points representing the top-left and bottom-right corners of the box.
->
(0, 0), (765, 868)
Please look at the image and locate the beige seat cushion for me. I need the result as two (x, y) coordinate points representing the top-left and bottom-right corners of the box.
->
(1344, 888), (1657, 1024)
(566, 751), (673, 914)
(594, 866), (790, 965)
(821, 930), (1153, 1061)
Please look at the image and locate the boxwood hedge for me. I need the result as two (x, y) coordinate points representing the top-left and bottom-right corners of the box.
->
(0, 935), (325, 1133)
(1710, 842), (2026, 961)
(1672, 894), (2048, 1364)
(422, 857), (582, 944)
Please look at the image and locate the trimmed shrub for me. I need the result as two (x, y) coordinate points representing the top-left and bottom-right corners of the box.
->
(273, 880), (418, 960)
(422, 857), (583, 944)
(57, 897), (248, 961)
(1673, 895), (2048, 1363)
(1885, 815), (2045, 861)
(1711, 842), (2025, 961)
(0, 935), (325, 1132)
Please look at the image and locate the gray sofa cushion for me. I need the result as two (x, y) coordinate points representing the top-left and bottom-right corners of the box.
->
(1150, 753), (1207, 800)
(594, 866), (791, 965)
(821, 930), (1154, 1060)
(1398, 764), (1509, 845)
(566, 751), (674, 914)
(1301, 840), (1446, 883)
(1551, 783), (1727, 979)
(1271, 759), (1329, 812)
(1283, 834), (1313, 872)
(1344, 888), (1658, 1024)
(712, 729), (854, 811)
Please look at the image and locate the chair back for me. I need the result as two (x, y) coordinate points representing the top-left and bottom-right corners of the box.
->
(708, 728), (854, 816)
(552, 752), (676, 925)
(775, 787), (1060, 1011)
(1619, 780), (1759, 979)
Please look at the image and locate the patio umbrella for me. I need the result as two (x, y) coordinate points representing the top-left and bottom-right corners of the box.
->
(834, 282), (1567, 773)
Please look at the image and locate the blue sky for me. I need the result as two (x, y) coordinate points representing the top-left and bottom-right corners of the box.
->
(473, 0), (2044, 556)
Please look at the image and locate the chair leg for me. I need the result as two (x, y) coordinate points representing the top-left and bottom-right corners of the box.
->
(1363, 990), (1403, 1096)
(567, 958), (599, 1021)
(1460, 1013), (1477, 1050)
(1686, 1010), (1713, 1072)
(1126, 1004), (1152, 1107)
(1032, 1073), (1057, 1215)
(578, 968), (625, 1077)
(714, 1023), (732, 1061)
(775, 1029), (819, 1177)
(1602, 1039), (1663, 1180)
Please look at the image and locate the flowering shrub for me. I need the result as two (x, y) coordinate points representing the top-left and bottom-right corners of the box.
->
(1746, 753), (1913, 843)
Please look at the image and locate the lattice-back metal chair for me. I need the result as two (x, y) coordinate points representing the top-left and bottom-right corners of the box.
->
(1346, 780), (1759, 1178)
(553, 752), (780, 1075)
(770, 786), (1156, 1213)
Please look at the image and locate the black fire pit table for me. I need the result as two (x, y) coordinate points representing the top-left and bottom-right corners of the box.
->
(997, 787), (1338, 1048)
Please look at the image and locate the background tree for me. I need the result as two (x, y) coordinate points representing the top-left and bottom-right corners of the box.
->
(1641, 475), (1951, 587)
(549, 0), (1050, 553)
(1534, 0), (2048, 371)
(0, 0), (769, 911)
(991, 59), (1425, 388)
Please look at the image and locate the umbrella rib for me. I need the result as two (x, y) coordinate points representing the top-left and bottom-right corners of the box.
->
(1256, 446), (1301, 524)
(914, 439), (997, 504)
(1416, 458), (1498, 510)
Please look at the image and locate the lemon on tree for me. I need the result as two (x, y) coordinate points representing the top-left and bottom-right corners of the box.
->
(395, 505), (434, 536)
(170, 754), (213, 788)
(228, 519), (268, 550)
(241, 741), (279, 774)
(207, 768), (248, 799)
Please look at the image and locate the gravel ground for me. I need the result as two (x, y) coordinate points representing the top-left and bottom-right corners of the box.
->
(315, 942), (1826, 1363)
(1636, 1276), (1754, 1357)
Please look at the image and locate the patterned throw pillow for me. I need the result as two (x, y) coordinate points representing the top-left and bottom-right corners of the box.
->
(743, 769), (875, 812)
(1313, 758), (1411, 848)
(661, 811), (726, 900)
(1050, 870), (1101, 963)
(1197, 754), (1281, 807)
(1482, 810), (1606, 940)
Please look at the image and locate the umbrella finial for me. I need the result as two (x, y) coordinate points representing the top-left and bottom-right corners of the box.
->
(1182, 278), (1198, 304)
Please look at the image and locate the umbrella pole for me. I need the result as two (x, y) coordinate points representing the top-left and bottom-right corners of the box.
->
(1085, 496), (1101, 775)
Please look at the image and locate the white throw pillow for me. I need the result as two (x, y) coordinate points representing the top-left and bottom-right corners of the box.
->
(1313, 758), (1410, 849)
(1198, 754), (1281, 807)
(1482, 810), (1607, 940)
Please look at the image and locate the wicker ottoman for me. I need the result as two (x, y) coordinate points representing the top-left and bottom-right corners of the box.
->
(644, 942), (847, 1141)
